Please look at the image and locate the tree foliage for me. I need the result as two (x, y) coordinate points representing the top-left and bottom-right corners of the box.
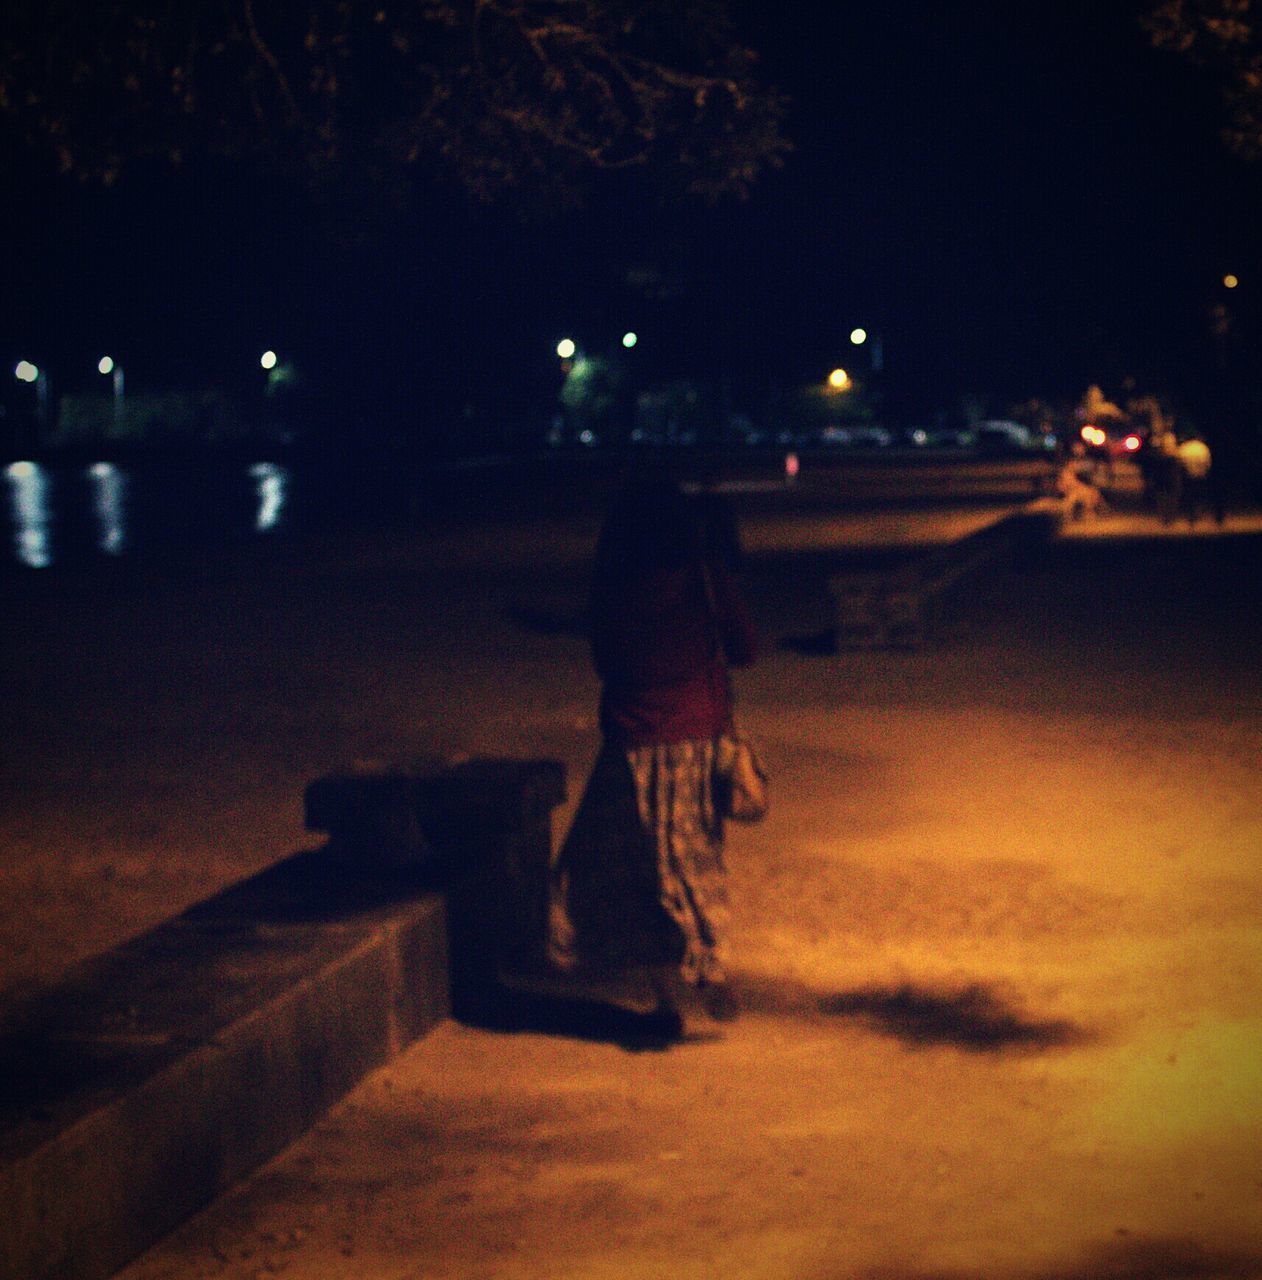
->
(1143, 0), (1262, 159)
(0, 0), (789, 206)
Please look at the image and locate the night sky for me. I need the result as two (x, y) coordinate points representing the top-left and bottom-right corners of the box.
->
(3, 0), (1259, 436)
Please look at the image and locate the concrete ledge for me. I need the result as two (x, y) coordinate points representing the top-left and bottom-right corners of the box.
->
(0, 757), (566, 1280)
(829, 500), (1063, 648)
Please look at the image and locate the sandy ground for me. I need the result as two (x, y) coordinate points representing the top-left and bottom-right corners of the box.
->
(3, 476), (1261, 1277)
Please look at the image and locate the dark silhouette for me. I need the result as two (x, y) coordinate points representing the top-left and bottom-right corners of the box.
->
(547, 474), (757, 1038)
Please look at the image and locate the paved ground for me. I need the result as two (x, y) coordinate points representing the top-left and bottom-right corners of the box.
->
(73, 492), (1261, 1280)
(2, 457), (1259, 1278)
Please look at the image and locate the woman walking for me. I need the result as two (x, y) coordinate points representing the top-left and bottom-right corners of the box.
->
(548, 475), (757, 1039)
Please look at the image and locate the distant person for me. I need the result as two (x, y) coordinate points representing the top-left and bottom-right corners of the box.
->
(1177, 432), (1217, 526)
(1056, 442), (1107, 520)
(548, 475), (758, 1040)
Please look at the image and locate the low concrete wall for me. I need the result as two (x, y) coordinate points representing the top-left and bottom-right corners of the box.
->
(0, 757), (565, 1280)
(830, 500), (1063, 648)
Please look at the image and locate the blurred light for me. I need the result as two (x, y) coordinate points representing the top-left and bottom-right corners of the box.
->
(785, 451), (800, 481)
(556, 338), (576, 359)
(5, 460), (52, 568)
(622, 331), (638, 349)
(1223, 274), (1239, 289)
(1080, 424), (1107, 447)
(260, 350), (278, 370)
(14, 360), (39, 383)
(248, 462), (288, 532)
(849, 328), (867, 346)
(87, 462), (126, 555)
(911, 428), (928, 446)
(1123, 434), (1142, 452)
(828, 368), (851, 390)
(98, 356), (115, 376)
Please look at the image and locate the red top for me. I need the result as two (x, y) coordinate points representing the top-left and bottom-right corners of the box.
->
(591, 559), (757, 748)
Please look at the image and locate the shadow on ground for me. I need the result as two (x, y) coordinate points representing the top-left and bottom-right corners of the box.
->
(457, 986), (704, 1053)
(733, 974), (1089, 1053)
(458, 970), (1089, 1056)
(816, 981), (1087, 1051)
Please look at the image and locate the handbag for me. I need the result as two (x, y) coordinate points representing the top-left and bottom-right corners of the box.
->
(714, 727), (769, 823)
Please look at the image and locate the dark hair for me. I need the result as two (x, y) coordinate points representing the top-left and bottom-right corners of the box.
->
(594, 475), (700, 582)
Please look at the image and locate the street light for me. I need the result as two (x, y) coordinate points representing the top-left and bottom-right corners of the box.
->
(556, 338), (577, 360)
(1223, 273), (1239, 289)
(850, 326), (884, 373)
(98, 356), (124, 429)
(14, 360), (49, 443)
(828, 367), (851, 390)
(261, 350), (278, 371)
(622, 331), (638, 349)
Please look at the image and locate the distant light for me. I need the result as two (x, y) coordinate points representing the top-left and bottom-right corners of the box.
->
(260, 350), (278, 370)
(622, 331), (638, 349)
(14, 361), (39, 383)
(249, 462), (288, 531)
(849, 328), (868, 346)
(1123, 433), (1142, 452)
(785, 452), (800, 482)
(556, 338), (576, 360)
(1080, 424), (1107, 447)
(1223, 274), (1239, 289)
(828, 368), (851, 390)
(4, 460), (51, 568)
(86, 462), (126, 555)
(98, 356), (115, 376)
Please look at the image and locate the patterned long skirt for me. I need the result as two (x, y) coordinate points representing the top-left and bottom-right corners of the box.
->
(548, 739), (730, 986)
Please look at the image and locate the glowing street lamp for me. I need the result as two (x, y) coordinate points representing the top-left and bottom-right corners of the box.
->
(848, 325), (884, 372)
(98, 356), (124, 428)
(621, 331), (638, 349)
(260, 349), (279, 371)
(828, 367), (851, 391)
(14, 360), (49, 440)
(1223, 273), (1239, 289)
(556, 338), (577, 360)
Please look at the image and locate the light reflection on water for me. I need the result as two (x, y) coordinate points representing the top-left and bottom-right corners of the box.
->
(5, 461), (52, 568)
(248, 462), (287, 532)
(2, 460), (291, 568)
(87, 462), (127, 556)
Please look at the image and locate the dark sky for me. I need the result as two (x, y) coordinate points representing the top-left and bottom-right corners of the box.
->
(3, 0), (1259, 432)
